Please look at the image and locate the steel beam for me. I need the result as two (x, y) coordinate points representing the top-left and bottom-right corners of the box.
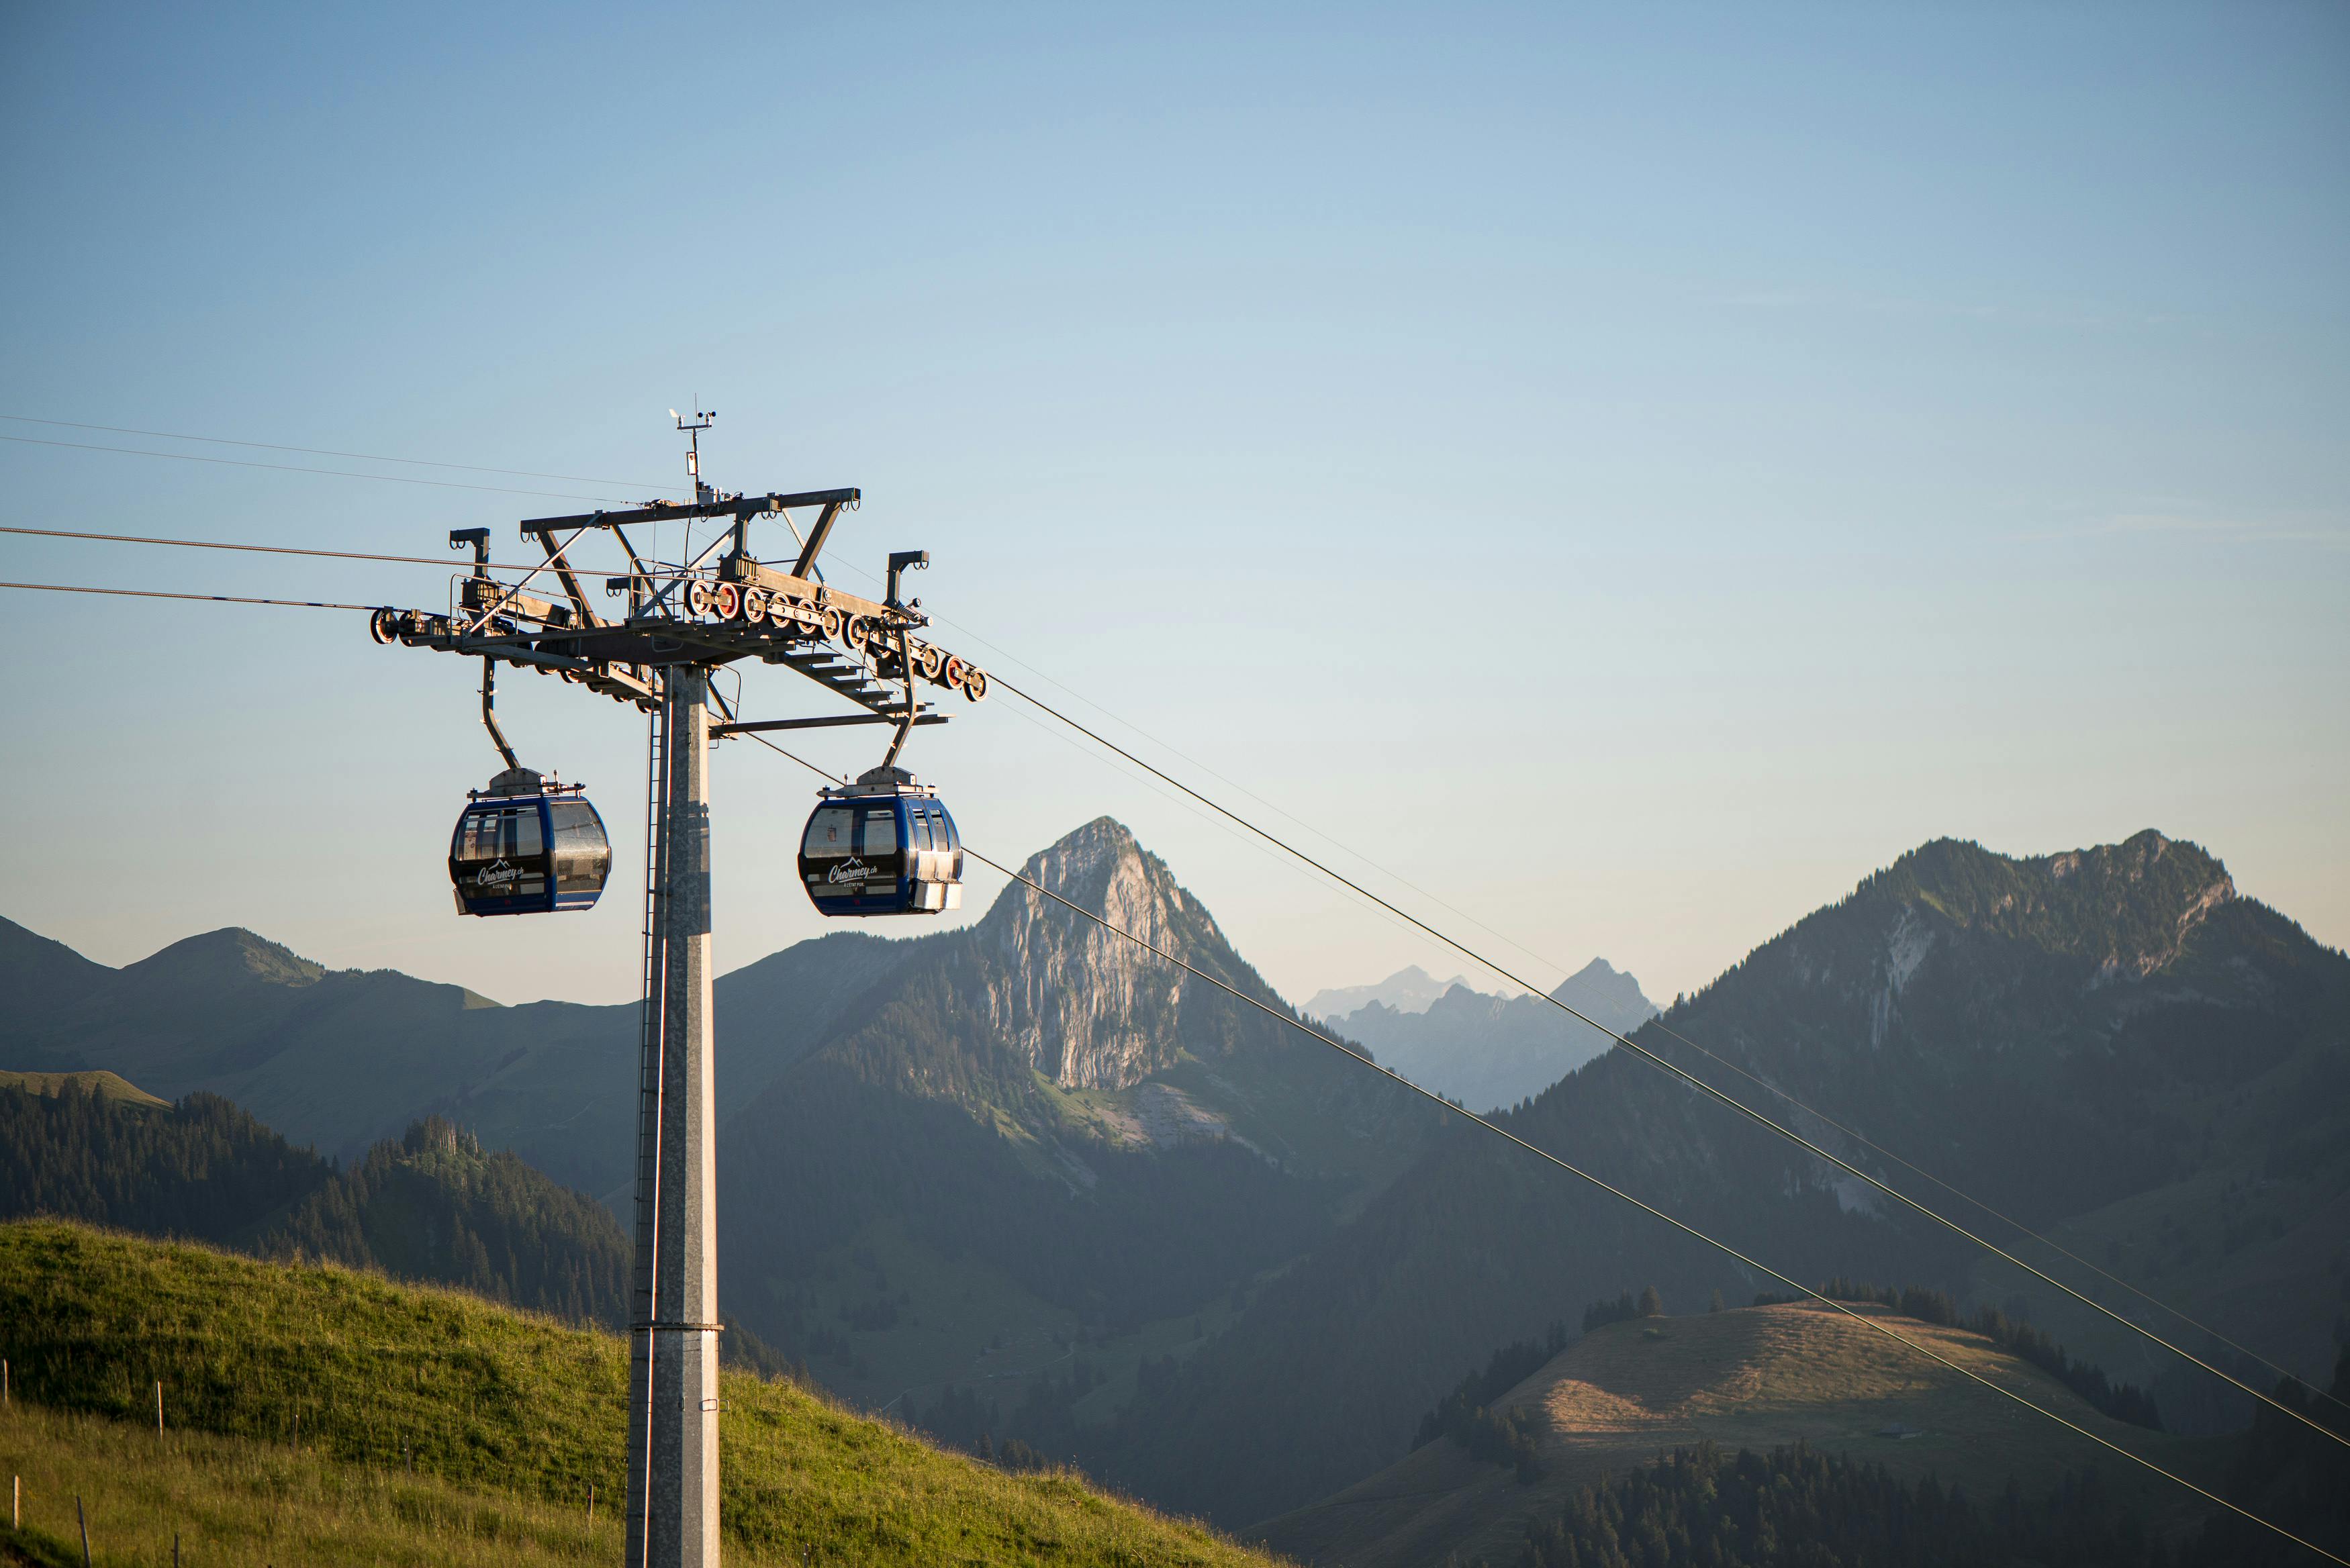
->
(520, 488), (859, 532)
(711, 713), (945, 735)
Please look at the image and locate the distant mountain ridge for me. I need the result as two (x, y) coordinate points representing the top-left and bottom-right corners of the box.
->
(1305, 965), (1476, 1020)
(1329, 958), (1659, 1112)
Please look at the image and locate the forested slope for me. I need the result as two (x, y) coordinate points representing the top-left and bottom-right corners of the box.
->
(0, 1077), (630, 1326)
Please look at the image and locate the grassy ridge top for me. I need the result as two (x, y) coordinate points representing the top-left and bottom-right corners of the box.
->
(0, 1068), (169, 1108)
(1263, 1300), (2221, 1568)
(0, 1220), (1277, 1567)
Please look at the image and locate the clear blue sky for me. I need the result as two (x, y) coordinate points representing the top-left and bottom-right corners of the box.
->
(3, 3), (2343, 1010)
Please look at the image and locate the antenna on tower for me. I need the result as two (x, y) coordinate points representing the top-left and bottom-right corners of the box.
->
(671, 403), (716, 505)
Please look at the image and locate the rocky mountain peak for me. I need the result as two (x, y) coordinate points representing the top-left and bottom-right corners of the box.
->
(1548, 958), (1660, 1036)
(971, 817), (1282, 1091)
(1866, 830), (2235, 977)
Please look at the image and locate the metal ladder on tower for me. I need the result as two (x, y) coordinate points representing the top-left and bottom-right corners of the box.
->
(632, 676), (669, 1320)
(626, 671), (671, 1555)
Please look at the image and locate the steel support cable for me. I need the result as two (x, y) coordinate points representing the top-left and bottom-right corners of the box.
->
(988, 674), (2350, 1454)
(1, 529), (714, 608)
(0, 413), (682, 493)
(0, 433), (647, 504)
(0, 579), (379, 611)
(737, 730), (2343, 1566)
(0, 523), (665, 577)
(825, 554), (1599, 995)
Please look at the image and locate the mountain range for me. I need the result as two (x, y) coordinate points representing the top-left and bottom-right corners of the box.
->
(1325, 957), (1660, 1113)
(5, 821), (2346, 1552)
(1305, 964), (1476, 1019)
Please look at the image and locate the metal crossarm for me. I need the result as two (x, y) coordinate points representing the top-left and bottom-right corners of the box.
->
(369, 479), (988, 727)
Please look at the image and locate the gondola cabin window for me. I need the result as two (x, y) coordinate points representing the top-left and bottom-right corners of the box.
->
(457, 805), (543, 862)
(454, 805), (545, 900)
(550, 799), (611, 897)
(805, 807), (855, 860)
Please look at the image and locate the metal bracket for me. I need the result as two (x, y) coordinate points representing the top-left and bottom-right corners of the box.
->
(886, 549), (929, 610)
(479, 656), (520, 772)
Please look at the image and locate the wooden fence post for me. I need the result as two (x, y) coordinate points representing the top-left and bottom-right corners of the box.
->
(588, 1482), (596, 1528)
(157, 1379), (165, 1437)
(77, 1494), (92, 1568)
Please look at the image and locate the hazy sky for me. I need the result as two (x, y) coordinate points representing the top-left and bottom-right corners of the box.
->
(3, 3), (2343, 1012)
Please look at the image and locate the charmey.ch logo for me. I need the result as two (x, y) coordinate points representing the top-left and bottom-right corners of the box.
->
(474, 859), (524, 889)
(827, 857), (873, 886)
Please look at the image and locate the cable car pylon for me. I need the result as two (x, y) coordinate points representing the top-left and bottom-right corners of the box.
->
(367, 414), (989, 1568)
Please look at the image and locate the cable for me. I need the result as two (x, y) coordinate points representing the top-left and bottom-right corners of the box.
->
(990, 673), (2350, 1453)
(0, 524), (690, 581)
(0, 434), (647, 504)
(854, 576), (1586, 985)
(0, 414), (682, 493)
(0, 579), (377, 611)
(745, 718), (2346, 1567)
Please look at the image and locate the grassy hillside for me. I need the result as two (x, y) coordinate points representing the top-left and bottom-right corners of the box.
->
(0, 1220), (1278, 1567)
(0, 1069), (168, 1108)
(3, 1402), (620, 1567)
(1258, 1300), (2222, 1568)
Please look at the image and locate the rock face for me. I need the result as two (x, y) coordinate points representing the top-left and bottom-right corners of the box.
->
(974, 816), (1292, 1091)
